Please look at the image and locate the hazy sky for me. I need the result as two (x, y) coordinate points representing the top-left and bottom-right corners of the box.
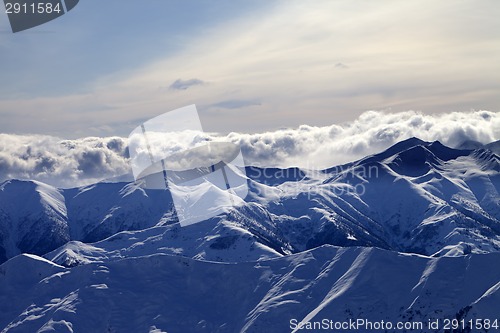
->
(0, 0), (499, 138)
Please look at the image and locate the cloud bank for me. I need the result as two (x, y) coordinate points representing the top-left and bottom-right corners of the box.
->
(0, 135), (130, 188)
(1, 110), (498, 188)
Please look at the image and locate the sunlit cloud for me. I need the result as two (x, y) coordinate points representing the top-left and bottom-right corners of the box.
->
(1, 110), (498, 188)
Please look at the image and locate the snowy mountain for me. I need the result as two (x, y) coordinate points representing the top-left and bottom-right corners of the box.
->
(457, 139), (500, 155)
(2, 137), (499, 265)
(1, 246), (500, 333)
(0, 180), (69, 263)
(1, 138), (500, 332)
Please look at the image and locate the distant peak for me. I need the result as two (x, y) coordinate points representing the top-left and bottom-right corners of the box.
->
(385, 137), (428, 153)
(455, 139), (484, 151)
(428, 140), (447, 149)
(427, 141), (470, 161)
(356, 138), (476, 172)
(485, 140), (500, 155)
(0, 178), (57, 190)
(400, 137), (427, 145)
(357, 137), (428, 165)
(0, 178), (38, 189)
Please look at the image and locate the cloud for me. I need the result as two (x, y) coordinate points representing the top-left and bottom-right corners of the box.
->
(1, 110), (499, 188)
(169, 78), (206, 91)
(209, 99), (261, 109)
(230, 110), (500, 169)
(0, 135), (130, 188)
(334, 63), (349, 69)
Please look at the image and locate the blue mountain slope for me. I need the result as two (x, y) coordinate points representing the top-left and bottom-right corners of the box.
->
(1, 138), (500, 332)
(0, 138), (499, 267)
(1, 246), (500, 333)
(0, 180), (69, 263)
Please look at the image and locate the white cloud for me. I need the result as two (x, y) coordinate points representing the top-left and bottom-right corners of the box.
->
(1, 110), (498, 188)
(230, 110), (500, 169)
(0, 135), (130, 188)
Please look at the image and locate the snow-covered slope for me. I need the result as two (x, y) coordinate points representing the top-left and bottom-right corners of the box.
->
(457, 139), (500, 155)
(63, 181), (177, 242)
(1, 138), (500, 266)
(1, 138), (500, 332)
(1, 246), (500, 333)
(0, 180), (69, 263)
(310, 139), (500, 256)
(239, 138), (500, 257)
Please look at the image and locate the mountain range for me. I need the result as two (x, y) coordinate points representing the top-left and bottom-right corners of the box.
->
(1, 137), (499, 332)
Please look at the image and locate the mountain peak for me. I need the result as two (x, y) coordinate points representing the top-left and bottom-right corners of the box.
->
(352, 137), (429, 167)
(456, 139), (484, 150)
(385, 137), (427, 154)
(485, 140), (500, 155)
(427, 140), (470, 161)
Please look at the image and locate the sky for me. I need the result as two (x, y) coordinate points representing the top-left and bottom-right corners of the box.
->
(0, 0), (499, 138)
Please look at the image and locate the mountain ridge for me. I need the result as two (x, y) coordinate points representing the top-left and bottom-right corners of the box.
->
(2, 245), (500, 332)
(1, 137), (500, 332)
(0, 137), (499, 265)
